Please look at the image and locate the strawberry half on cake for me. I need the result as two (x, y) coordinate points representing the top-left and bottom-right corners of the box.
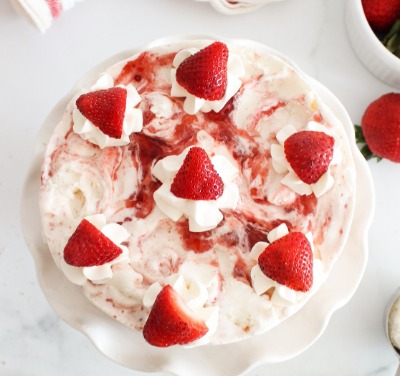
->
(39, 39), (356, 347)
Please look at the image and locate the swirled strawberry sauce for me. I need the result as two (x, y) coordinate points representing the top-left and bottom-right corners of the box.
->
(115, 51), (317, 250)
(40, 40), (356, 345)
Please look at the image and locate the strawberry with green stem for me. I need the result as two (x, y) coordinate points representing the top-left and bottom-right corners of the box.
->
(355, 93), (400, 163)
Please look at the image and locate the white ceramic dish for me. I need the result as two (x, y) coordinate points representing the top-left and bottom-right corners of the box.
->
(194, 0), (284, 15)
(345, 0), (400, 88)
(21, 36), (374, 376)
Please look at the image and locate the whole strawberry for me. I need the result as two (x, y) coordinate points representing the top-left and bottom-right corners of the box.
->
(357, 93), (400, 163)
(362, 0), (400, 32)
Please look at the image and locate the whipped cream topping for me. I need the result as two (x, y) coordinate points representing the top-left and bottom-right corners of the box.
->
(61, 214), (131, 285)
(152, 146), (240, 232)
(250, 223), (322, 306)
(72, 73), (143, 148)
(170, 45), (245, 115)
(143, 262), (219, 345)
(271, 121), (342, 197)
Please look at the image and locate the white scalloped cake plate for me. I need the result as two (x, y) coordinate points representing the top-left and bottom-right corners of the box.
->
(21, 36), (374, 376)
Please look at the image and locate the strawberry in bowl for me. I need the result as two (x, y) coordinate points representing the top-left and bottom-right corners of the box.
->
(346, 0), (400, 87)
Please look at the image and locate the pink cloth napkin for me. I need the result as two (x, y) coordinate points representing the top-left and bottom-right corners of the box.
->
(10, 0), (82, 33)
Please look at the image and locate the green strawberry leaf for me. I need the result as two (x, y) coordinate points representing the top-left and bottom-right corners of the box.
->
(354, 125), (382, 161)
(381, 19), (400, 58)
(354, 124), (365, 143)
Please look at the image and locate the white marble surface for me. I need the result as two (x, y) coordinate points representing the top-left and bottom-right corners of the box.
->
(0, 0), (399, 374)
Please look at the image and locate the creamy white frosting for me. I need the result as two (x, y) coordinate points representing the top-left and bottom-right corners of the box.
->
(40, 39), (356, 346)
(250, 223), (323, 306)
(171, 46), (245, 115)
(152, 146), (240, 232)
(72, 73), (143, 149)
(143, 262), (219, 345)
(271, 121), (342, 197)
(61, 214), (131, 285)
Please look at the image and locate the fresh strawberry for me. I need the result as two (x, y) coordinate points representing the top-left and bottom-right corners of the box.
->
(143, 285), (208, 347)
(381, 19), (400, 59)
(356, 93), (400, 163)
(76, 87), (127, 139)
(284, 130), (334, 185)
(170, 147), (224, 200)
(258, 232), (313, 292)
(176, 41), (228, 101)
(355, 93), (400, 162)
(361, 0), (400, 32)
(64, 219), (123, 267)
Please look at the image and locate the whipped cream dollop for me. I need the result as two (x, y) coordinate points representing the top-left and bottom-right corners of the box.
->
(271, 121), (342, 197)
(72, 73), (143, 148)
(61, 214), (131, 285)
(250, 223), (323, 306)
(152, 146), (239, 232)
(170, 45), (245, 115)
(143, 262), (220, 345)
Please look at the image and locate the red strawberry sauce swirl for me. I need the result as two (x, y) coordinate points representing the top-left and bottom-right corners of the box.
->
(114, 50), (318, 256)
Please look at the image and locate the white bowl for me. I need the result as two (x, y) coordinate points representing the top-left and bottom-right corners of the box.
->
(21, 36), (374, 376)
(345, 0), (400, 88)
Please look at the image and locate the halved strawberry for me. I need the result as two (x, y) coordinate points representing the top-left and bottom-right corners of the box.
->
(170, 147), (224, 200)
(176, 41), (228, 101)
(76, 87), (127, 139)
(64, 219), (123, 267)
(258, 232), (313, 292)
(143, 285), (208, 347)
(284, 130), (334, 185)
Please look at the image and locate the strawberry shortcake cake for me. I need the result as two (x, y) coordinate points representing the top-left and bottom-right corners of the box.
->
(39, 39), (356, 347)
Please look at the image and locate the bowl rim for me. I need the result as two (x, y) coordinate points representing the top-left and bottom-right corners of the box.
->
(352, 0), (400, 70)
